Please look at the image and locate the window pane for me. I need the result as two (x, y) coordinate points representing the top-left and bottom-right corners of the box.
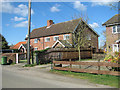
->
(34, 39), (38, 43)
(54, 36), (59, 41)
(45, 37), (50, 42)
(113, 26), (116, 33)
(117, 25), (120, 32)
(64, 35), (69, 40)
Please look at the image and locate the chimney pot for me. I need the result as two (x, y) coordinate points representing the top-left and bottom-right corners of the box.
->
(47, 20), (53, 27)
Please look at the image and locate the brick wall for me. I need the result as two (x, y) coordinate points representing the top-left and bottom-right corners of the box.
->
(106, 26), (119, 54)
(30, 33), (72, 50)
(2, 53), (16, 63)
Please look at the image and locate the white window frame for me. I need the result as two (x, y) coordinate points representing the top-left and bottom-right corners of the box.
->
(53, 36), (59, 41)
(63, 34), (70, 40)
(45, 46), (50, 49)
(34, 47), (38, 51)
(112, 25), (120, 34)
(45, 37), (50, 42)
(87, 34), (91, 40)
(113, 44), (119, 52)
(34, 39), (38, 43)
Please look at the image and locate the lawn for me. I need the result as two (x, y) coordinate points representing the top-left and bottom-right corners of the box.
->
(50, 69), (120, 88)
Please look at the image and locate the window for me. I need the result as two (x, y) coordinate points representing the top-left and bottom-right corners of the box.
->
(87, 34), (91, 40)
(112, 25), (120, 33)
(34, 47), (38, 51)
(54, 36), (59, 41)
(117, 25), (120, 32)
(34, 39), (38, 43)
(113, 44), (119, 52)
(45, 37), (50, 42)
(63, 34), (70, 40)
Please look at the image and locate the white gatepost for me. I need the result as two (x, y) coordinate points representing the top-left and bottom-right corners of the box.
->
(16, 53), (18, 64)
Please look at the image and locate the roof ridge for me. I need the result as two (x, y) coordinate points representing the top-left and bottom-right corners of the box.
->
(32, 18), (81, 31)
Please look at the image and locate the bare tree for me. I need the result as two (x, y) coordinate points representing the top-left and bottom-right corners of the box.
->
(72, 14), (95, 61)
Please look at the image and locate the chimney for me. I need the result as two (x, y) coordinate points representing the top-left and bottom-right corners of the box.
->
(47, 20), (54, 27)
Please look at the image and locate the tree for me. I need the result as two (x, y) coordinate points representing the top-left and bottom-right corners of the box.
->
(73, 19), (93, 62)
(100, 30), (106, 49)
(0, 34), (9, 49)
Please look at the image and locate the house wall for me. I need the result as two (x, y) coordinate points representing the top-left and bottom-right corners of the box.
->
(106, 26), (119, 54)
(30, 33), (72, 50)
(74, 25), (99, 52)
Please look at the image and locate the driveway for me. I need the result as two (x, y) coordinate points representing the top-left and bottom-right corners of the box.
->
(2, 63), (113, 88)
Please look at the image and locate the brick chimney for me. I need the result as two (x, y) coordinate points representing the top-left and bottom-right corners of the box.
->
(47, 20), (54, 27)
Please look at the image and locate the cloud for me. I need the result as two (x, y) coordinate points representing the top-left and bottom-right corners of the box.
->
(6, 24), (10, 26)
(11, 16), (26, 21)
(89, 23), (99, 28)
(91, 0), (116, 6)
(73, 1), (87, 11)
(50, 4), (60, 12)
(14, 21), (28, 27)
(0, 2), (34, 17)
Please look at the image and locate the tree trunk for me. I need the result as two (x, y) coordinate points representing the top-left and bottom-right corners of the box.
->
(78, 47), (81, 61)
(78, 47), (81, 68)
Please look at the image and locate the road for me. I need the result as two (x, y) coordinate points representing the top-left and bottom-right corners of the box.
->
(2, 64), (113, 88)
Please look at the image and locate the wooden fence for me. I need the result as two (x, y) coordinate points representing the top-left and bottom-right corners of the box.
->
(53, 61), (120, 76)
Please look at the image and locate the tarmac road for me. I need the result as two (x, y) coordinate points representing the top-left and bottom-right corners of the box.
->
(2, 64), (113, 88)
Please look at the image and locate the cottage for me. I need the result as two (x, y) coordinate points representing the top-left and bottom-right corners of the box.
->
(102, 14), (120, 54)
(10, 41), (27, 53)
(27, 18), (99, 52)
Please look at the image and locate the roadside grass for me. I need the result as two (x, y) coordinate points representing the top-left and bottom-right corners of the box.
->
(50, 69), (119, 88)
(23, 64), (36, 67)
(19, 60), (27, 63)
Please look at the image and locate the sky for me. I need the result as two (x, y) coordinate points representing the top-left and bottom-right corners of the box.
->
(0, 0), (119, 48)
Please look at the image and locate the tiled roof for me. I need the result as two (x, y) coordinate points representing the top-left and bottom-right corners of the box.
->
(29, 19), (81, 39)
(59, 40), (72, 48)
(10, 41), (26, 49)
(102, 14), (120, 26)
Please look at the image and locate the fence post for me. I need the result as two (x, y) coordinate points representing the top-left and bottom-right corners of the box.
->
(35, 52), (39, 65)
(98, 59), (100, 74)
(16, 53), (18, 64)
(31, 49), (34, 64)
(69, 59), (72, 71)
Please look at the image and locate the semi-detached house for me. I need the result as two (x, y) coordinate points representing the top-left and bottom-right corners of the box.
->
(102, 14), (120, 54)
(27, 18), (99, 52)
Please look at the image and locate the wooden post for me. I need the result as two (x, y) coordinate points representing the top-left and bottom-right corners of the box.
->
(98, 59), (100, 74)
(69, 59), (72, 71)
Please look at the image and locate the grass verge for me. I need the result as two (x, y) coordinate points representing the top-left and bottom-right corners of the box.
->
(50, 69), (119, 88)
(23, 64), (36, 67)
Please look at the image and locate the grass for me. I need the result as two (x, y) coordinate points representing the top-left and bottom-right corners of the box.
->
(23, 64), (36, 67)
(50, 69), (120, 88)
(19, 60), (27, 63)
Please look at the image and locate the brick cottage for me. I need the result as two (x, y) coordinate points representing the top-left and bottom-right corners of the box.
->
(102, 14), (120, 54)
(26, 18), (99, 52)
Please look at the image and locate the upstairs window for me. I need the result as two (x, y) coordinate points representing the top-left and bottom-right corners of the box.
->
(63, 34), (70, 40)
(112, 25), (120, 33)
(34, 39), (38, 43)
(87, 34), (91, 40)
(45, 37), (50, 42)
(54, 36), (59, 41)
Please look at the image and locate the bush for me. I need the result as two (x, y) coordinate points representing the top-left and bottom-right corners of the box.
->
(104, 52), (120, 71)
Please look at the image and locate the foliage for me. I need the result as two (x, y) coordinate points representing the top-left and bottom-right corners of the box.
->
(34, 48), (50, 54)
(0, 34), (9, 49)
(50, 70), (119, 88)
(23, 64), (36, 67)
(104, 52), (120, 64)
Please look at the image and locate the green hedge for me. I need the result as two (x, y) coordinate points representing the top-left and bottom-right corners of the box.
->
(33, 48), (50, 54)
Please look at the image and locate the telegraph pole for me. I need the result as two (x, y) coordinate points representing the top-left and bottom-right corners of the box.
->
(27, 0), (31, 64)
